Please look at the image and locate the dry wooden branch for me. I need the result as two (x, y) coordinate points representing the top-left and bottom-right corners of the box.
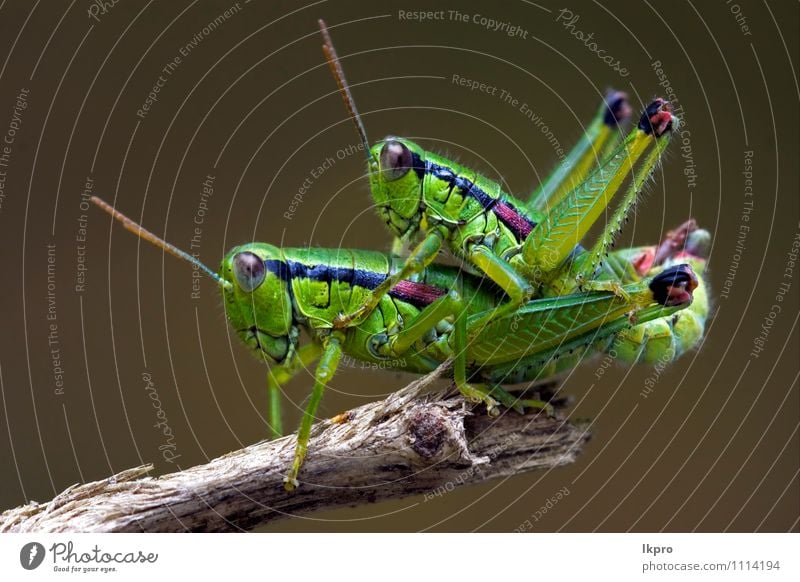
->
(0, 368), (589, 532)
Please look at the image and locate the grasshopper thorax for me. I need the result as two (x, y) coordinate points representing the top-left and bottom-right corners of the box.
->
(221, 242), (298, 364)
(369, 137), (426, 239)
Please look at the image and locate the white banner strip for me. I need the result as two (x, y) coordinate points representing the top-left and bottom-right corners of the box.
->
(1, 533), (797, 580)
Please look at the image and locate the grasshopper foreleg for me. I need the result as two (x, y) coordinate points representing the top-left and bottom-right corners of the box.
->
(265, 344), (323, 439)
(284, 335), (343, 491)
(333, 227), (447, 329)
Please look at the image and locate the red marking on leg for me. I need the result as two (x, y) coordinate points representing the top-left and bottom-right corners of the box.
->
(492, 202), (534, 240)
(390, 280), (447, 309)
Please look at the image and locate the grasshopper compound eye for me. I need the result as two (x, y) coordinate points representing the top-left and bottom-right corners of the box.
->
(380, 139), (413, 181)
(233, 252), (266, 292)
(649, 264), (699, 307)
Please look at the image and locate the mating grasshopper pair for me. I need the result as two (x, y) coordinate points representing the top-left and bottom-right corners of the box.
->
(91, 21), (709, 490)
(92, 197), (707, 490)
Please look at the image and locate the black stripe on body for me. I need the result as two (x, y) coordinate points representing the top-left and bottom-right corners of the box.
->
(265, 258), (443, 309)
(410, 153), (536, 241)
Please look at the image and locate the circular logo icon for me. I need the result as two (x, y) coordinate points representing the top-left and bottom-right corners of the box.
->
(19, 542), (45, 570)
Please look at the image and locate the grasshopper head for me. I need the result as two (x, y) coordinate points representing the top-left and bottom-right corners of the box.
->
(368, 137), (425, 238)
(649, 264), (699, 307)
(221, 243), (298, 365)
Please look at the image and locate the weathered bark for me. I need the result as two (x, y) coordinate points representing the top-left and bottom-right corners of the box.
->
(0, 369), (588, 532)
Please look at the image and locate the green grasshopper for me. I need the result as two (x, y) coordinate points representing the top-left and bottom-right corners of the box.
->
(91, 197), (702, 489)
(318, 21), (677, 333)
(491, 219), (710, 384)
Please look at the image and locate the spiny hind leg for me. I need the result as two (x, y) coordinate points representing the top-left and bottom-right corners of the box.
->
(528, 90), (631, 212)
(522, 99), (675, 280)
(550, 124), (678, 297)
(562, 216), (703, 299)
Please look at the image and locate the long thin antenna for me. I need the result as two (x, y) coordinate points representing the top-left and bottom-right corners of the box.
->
(318, 19), (374, 161)
(91, 196), (232, 290)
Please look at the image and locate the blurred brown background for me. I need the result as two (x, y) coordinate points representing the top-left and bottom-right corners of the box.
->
(0, 0), (797, 532)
